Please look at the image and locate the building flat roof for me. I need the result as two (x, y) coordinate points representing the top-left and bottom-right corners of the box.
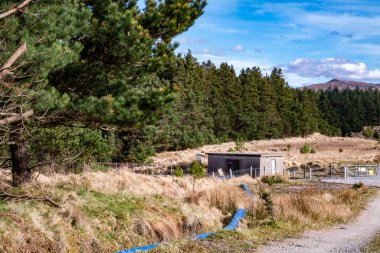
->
(206, 152), (283, 157)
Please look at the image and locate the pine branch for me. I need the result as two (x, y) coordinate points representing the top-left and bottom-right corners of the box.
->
(0, 0), (34, 20)
(0, 109), (33, 125)
(0, 43), (27, 80)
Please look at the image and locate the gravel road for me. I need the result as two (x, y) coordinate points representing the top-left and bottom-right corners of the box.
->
(258, 190), (380, 253)
(323, 178), (380, 188)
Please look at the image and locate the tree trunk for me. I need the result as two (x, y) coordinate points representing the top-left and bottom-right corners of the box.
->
(10, 139), (31, 185)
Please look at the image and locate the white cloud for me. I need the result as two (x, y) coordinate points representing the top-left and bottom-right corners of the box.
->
(231, 44), (245, 52)
(175, 36), (207, 45)
(254, 2), (380, 40)
(284, 72), (328, 88)
(287, 57), (380, 81)
(197, 48), (224, 57)
(199, 23), (249, 34)
(193, 54), (272, 74)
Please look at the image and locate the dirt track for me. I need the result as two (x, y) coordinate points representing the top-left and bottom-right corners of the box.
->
(153, 133), (380, 168)
(258, 190), (380, 253)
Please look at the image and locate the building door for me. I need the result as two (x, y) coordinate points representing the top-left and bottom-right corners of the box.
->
(271, 159), (277, 174)
(226, 159), (240, 171)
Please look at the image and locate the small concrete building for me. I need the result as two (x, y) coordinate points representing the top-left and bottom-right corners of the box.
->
(207, 152), (284, 177)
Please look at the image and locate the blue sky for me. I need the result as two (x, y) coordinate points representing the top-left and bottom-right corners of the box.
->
(168, 0), (380, 87)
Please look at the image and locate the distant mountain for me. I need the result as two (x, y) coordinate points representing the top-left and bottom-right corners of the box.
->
(302, 79), (380, 91)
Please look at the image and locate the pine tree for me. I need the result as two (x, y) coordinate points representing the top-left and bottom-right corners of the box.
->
(0, 0), (90, 184)
(239, 67), (261, 139)
(157, 52), (214, 150)
(0, 0), (207, 183)
(269, 68), (294, 137)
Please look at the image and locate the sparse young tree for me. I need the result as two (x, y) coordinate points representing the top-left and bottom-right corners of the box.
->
(188, 161), (205, 192)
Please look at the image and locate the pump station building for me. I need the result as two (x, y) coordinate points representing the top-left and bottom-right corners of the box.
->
(206, 152), (284, 177)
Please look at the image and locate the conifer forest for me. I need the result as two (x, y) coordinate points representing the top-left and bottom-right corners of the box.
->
(1, 0), (380, 184)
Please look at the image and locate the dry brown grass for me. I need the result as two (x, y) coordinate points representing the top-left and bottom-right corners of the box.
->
(33, 170), (255, 200)
(0, 169), (374, 253)
(0, 170), (256, 253)
(203, 184), (256, 214)
(273, 187), (370, 228)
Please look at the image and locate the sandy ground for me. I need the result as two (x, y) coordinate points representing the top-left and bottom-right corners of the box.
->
(153, 133), (380, 168)
(258, 190), (380, 253)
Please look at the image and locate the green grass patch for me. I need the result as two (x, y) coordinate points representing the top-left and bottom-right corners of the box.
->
(78, 189), (143, 220)
(261, 175), (287, 186)
(0, 201), (8, 212)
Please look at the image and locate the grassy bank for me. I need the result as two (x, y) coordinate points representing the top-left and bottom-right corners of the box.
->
(0, 171), (375, 253)
(362, 233), (380, 253)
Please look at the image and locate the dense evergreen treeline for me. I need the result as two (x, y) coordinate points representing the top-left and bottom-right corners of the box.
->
(319, 88), (380, 136)
(155, 52), (340, 152)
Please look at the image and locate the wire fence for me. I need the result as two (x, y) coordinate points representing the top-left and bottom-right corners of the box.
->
(2, 158), (379, 181)
(286, 164), (380, 180)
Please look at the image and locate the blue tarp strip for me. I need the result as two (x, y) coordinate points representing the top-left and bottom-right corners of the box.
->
(222, 208), (245, 230)
(191, 231), (215, 239)
(241, 183), (255, 199)
(117, 243), (160, 253)
(116, 183), (253, 253)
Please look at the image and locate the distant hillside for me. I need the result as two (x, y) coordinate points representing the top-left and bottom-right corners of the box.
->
(303, 79), (380, 91)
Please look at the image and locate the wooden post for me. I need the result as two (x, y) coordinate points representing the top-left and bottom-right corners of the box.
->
(170, 165), (173, 175)
(344, 165), (347, 180)
(254, 169), (257, 178)
(212, 171), (215, 178)
(263, 166), (266, 176)
(230, 169), (233, 178)
(250, 166), (253, 177)
(330, 163), (332, 177)
(304, 166), (306, 179)
(293, 171), (296, 180)
(309, 167), (312, 180)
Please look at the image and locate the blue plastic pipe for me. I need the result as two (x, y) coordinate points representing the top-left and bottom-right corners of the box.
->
(116, 184), (253, 253)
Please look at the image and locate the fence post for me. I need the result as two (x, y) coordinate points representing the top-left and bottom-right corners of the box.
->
(309, 167), (312, 180)
(293, 171), (296, 180)
(170, 165), (173, 176)
(254, 169), (257, 178)
(250, 166), (253, 177)
(304, 166), (306, 179)
(230, 169), (233, 178)
(264, 166), (266, 176)
(330, 163), (332, 177)
(344, 165), (347, 180)
(212, 172), (215, 178)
